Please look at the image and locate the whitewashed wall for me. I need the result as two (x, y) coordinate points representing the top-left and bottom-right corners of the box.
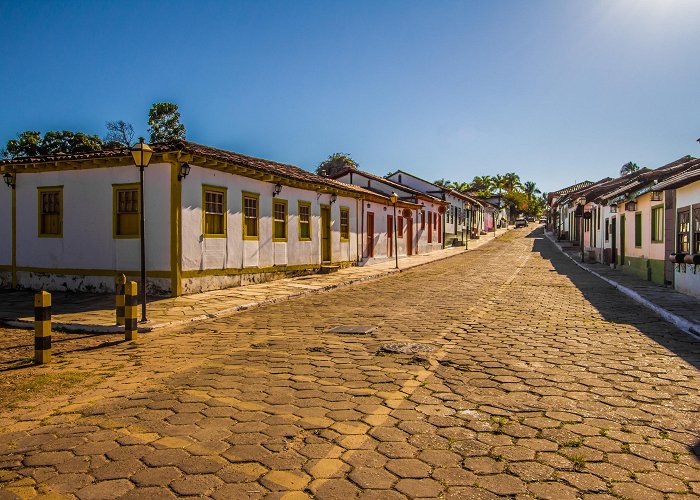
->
(181, 165), (358, 292)
(0, 182), (11, 266)
(13, 164), (171, 292)
(674, 181), (700, 298)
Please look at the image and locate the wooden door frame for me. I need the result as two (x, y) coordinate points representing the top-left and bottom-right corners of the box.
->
(366, 212), (375, 258)
(320, 204), (331, 263)
(406, 217), (413, 255)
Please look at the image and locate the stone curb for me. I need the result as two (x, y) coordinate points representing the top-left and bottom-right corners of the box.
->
(544, 231), (700, 341)
(1, 230), (510, 334)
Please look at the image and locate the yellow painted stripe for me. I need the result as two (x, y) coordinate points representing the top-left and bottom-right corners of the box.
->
(181, 261), (354, 278)
(16, 267), (171, 278)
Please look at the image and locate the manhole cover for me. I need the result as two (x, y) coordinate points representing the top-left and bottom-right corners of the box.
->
(328, 325), (375, 335)
(381, 342), (435, 354)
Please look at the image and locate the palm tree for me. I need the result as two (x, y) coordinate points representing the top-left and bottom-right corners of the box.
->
(450, 181), (471, 193)
(492, 174), (508, 198)
(503, 172), (522, 193)
(620, 162), (639, 176)
(523, 181), (541, 200)
(471, 175), (493, 195)
(434, 178), (452, 187)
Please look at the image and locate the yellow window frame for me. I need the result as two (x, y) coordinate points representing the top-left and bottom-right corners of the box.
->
(202, 185), (227, 238)
(37, 186), (63, 238)
(340, 206), (350, 241)
(112, 183), (141, 239)
(298, 201), (312, 241)
(242, 191), (260, 240)
(272, 198), (288, 242)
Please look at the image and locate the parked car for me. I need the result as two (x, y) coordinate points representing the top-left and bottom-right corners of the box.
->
(515, 217), (528, 228)
(539, 217), (547, 223)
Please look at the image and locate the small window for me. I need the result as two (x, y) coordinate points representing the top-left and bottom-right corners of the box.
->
(605, 218), (610, 241)
(114, 185), (139, 238)
(203, 187), (226, 237)
(694, 207), (700, 254)
(677, 209), (690, 253)
(243, 193), (259, 239)
(273, 200), (287, 241)
(421, 210), (425, 229)
(398, 216), (404, 237)
(38, 187), (62, 237)
(651, 206), (663, 243)
(298, 202), (311, 240)
(634, 212), (642, 247)
(340, 207), (350, 240)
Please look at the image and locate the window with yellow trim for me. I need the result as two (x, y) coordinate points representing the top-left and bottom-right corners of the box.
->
(115, 187), (139, 237)
(299, 202), (311, 240)
(273, 200), (287, 241)
(243, 194), (259, 239)
(203, 187), (226, 237)
(38, 188), (62, 237)
(340, 207), (349, 240)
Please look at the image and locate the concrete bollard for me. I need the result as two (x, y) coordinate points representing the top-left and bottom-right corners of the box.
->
(125, 281), (138, 341)
(115, 274), (126, 326)
(34, 291), (51, 364)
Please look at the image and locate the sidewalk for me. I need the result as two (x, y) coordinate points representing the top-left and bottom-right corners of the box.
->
(544, 231), (700, 339)
(0, 228), (510, 333)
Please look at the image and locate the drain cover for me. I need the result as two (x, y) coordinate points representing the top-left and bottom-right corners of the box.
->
(381, 342), (435, 354)
(328, 325), (375, 335)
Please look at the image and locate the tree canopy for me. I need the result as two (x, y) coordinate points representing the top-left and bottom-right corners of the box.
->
(2, 130), (103, 158)
(104, 120), (135, 148)
(620, 161), (640, 176)
(148, 102), (186, 143)
(316, 153), (358, 177)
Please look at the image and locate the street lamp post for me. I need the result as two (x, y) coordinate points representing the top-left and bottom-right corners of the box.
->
(130, 138), (153, 322)
(389, 192), (399, 269)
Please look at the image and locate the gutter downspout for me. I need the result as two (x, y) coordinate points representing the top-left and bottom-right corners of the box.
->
(361, 198), (365, 261)
(11, 181), (16, 288)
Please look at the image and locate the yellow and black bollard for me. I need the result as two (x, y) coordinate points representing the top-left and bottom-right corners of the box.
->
(34, 291), (51, 364)
(115, 274), (126, 326)
(125, 281), (138, 341)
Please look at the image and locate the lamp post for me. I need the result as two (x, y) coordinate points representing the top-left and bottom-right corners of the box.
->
(389, 192), (398, 269)
(130, 138), (153, 322)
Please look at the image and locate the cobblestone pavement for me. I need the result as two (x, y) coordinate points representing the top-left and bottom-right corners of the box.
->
(1, 227), (699, 499)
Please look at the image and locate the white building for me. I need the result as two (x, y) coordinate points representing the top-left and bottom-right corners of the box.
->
(0, 140), (419, 296)
(385, 170), (485, 244)
(328, 167), (448, 258)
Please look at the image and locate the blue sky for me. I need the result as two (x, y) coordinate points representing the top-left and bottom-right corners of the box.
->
(1, 0), (699, 193)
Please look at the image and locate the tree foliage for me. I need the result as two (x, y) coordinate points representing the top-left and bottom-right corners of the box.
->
(620, 161), (639, 176)
(104, 120), (135, 148)
(434, 178), (452, 187)
(316, 153), (358, 177)
(148, 102), (186, 143)
(2, 130), (103, 158)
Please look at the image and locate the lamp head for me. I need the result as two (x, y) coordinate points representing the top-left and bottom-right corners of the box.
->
(178, 162), (191, 181)
(273, 183), (282, 197)
(131, 137), (153, 168)
(330, 193), (337, 204)
(3, 171), (15, 189)
(389, 192), (398, 204)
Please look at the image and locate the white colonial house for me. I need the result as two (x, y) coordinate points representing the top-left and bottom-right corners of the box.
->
(385, 170), (485, 244)
(0, 140), (422, 296)
(328, 167), (448, 258)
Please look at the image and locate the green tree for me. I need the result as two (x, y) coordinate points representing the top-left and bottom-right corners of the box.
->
(450, 181), (471, 193)
(620, 161), (639, 176)
(316, 153), (358, 177)
(148, 102), (186, 143)
(2, 130), (102, 158)
(434, 178), (452, 187)
(2, 131), (42, 158)
(470, 175), (493, 196)
(503, 172), (522, 193)
(104, 120), (135, 147)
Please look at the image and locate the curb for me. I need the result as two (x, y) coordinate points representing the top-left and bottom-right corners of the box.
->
(543, 231), (700, 341)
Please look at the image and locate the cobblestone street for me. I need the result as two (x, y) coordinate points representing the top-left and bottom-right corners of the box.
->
(1, 227), (699, 499)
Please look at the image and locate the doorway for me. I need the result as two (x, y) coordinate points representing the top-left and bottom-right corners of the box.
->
(611, 217), (617, 266)
(406, 217), (413, 255)
(321, 205), (331, 262)
(366, 212), (374, 258)
(619, 214), (626, 266)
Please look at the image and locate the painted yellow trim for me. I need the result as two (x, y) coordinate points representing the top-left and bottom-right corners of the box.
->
(339, 206), (350, 241)
(0, 264), (10, 272)
(181, 261), (354, 278)
(202, 184), (228, 238)
(112, 183), (141, 239)
(11, 186), (16, 287)
(37, 186), (63, 238)
(320, 204), (332, 263)
(242, 191), (260, 241)
(298, 200), (312, 241)
(171, 163), (183, 297)
(272, 198), (288, 242)
(15, 266), (171, 278)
